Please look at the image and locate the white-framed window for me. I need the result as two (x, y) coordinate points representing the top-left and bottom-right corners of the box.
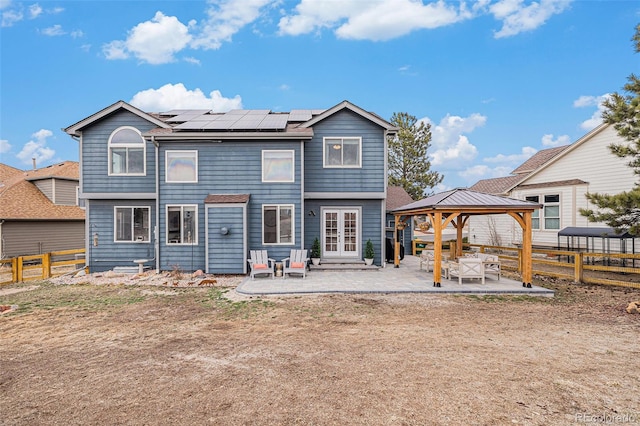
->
(166, 150), (198, 183)
(543, 194), (560, 230)
(525, 196), (540, 230)
(323, 137), (362, 168)
(525, 194), (559, 230)
(108, 126), (145, 176)
(262, 204), (294, 245)
(262, 150), (294, 182)
(114, 207), (150, 242)
(166, 205), (197, 245)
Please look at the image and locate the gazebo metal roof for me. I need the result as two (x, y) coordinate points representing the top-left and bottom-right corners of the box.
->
(392, 188), (540, 213)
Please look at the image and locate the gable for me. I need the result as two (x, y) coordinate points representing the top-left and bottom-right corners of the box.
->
(519, 125), (636, 193)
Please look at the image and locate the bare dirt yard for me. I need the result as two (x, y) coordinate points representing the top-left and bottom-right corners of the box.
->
(1, 274), (639, 425)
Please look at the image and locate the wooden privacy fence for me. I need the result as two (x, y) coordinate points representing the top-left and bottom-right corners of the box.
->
(413, 240), (640, 289)
(0, 249), (86, 285)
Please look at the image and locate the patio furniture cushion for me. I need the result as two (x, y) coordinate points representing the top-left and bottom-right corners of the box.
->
(247, 250), (275, 279)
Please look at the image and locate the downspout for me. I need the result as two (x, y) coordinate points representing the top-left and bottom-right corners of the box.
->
(153, 136), (160, 272)
(300, 139), (305, 250)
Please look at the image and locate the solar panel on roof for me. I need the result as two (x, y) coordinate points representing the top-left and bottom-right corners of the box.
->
(289, 110), (312, 121)
(230, 113), (268, 129)
(258, 114), (289, 130)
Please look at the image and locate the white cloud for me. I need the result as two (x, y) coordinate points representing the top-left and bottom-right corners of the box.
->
(16, 129), (55, 165)
(183, 56), (201, 65)
(103, 11), (193, 64)
(129, 83), (242, 112)
(428, 113), (487, 149)
(541, 133), (570, 147)
(41, 24), (65, 36)
(0, 0), (12, 9)
(70, 29), (84, 38)
(490, 0), (571, 39)
(28, 3), (42, 19)
(484, 146), (537, 163)
(0, 139), (11, 154)
(573, 93), (610, 131)
(430, 135), (479, 166)
(191, 0), (273, 50)
(1, 7), (22, 27)
(278, 0), (474, 40)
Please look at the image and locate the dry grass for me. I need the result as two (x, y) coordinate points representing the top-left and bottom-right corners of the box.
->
(1, 278), (639, 425)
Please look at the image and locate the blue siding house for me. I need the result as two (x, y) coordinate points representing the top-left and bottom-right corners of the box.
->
(65, 100), (397, 273)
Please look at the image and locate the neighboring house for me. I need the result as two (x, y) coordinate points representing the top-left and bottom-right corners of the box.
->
(0, 161), (85, 258)
(65, 100), (397, 273)
(468, 124), (637, 249)
(385, 186), (413, 256)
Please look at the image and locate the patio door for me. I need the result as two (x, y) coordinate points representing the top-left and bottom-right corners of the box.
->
(322, 208), (359, 258)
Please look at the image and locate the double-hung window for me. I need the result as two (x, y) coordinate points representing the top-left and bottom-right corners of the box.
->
(323, 137), (361, 168)
(115, 207), (150, 242)
(166, 150), (198, 183)
(167, 205), (197, 245)
(543, 194), (560, 230)
(525, 194), (560, 230)
(109, 127), (145, 175)
(525, 196), (540, 230)
(263, 205), (293, 245)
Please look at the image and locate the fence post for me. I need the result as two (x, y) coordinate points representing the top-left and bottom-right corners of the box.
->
(42, 252), (51, 279)
(574, 252), (584, 283)
(11, 257), (18, 282)
(518, 248), (523, 274)
(17, 256), (23, 282)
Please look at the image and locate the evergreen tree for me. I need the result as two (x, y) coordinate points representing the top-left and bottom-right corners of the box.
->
(388, 112), (443, 200)
(580, 24), (640, 235)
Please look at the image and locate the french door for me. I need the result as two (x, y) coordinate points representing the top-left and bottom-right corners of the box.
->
(322, 208), (359, 258)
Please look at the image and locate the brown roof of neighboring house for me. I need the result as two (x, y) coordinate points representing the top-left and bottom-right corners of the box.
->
(0, 161), (85, 220)
(511, 145), (569, 174)
(469, 175), (524, 195)
(386, 186), (414, 211)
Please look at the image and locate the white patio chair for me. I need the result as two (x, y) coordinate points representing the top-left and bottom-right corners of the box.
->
(419, 250), (434, 271)
(282, 249), (309, 279)
(477, 253), (501, 280)
(247, 250), (275, 279)
(448, 257), (485, 285)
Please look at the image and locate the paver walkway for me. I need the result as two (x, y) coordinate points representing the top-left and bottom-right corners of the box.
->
(237, 255), (555, 297)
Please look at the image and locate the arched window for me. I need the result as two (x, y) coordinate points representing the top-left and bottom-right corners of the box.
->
(108, 127), (145, 175)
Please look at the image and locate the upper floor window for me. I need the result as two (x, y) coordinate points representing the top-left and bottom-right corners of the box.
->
(166, 150), (198, 183)
(323, 137), (361, 168)
(525, 194), (559, 230)
(115, 207), (150, 242)
(262, 150), (294, 182)
(109, 127), (145, 176)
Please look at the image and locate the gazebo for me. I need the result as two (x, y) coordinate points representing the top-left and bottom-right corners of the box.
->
(392, 188), (541, 287)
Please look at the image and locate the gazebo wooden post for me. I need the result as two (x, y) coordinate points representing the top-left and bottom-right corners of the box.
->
(394, 214), (401, 268)
(522, 211), (533, 288)
(432, 212), (443, 287)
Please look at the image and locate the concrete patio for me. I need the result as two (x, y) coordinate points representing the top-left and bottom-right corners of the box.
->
(236, 255), (555, 297)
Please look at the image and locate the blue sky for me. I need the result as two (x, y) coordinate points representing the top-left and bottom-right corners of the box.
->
(1, 0), (638, 191)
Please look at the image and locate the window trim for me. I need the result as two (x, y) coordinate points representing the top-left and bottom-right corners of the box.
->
(525, 193), (560, 230)
(262, 150), (295, 183)
(323, 137), (362, 168)
(543, 194), (560, 230)
(113, 206), (151, 243)
(166, 204), (198, 245)
(262, 204), (295, 246)
(108, 126), (146, 176)
(165, 150), (198, 183)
